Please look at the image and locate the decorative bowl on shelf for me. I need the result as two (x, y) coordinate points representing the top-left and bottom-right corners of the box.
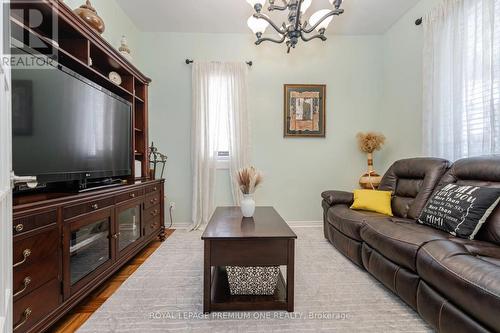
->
(108, 71), (122, 86)
(73, 0), (105, 34)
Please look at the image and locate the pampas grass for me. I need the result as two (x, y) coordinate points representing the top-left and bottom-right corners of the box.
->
(237, 167), (263, 195)
(356, 132), (386, 153)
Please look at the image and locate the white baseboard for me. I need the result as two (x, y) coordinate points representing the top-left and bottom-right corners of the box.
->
(168, 222), (192, 230)
(286, 221), (323, 228)
(167, 220), (323, 230)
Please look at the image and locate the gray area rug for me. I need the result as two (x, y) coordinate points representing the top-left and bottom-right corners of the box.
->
(78, 227), (431, 332)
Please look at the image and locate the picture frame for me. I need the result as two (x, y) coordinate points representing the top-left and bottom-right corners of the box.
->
(284, 84), (326, 138)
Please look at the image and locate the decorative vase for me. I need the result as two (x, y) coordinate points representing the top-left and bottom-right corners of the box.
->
(74, 0), (105, 34)
(359, 152), (383, 189)
(119, 35), (133, 62)
(240, 194), (256, 218)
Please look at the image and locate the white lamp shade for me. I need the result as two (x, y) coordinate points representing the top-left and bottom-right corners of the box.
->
(309, 9), (333, 31)
(246, 0), (266, 7)
(247, 16), (269, 34)
(300, 0), (312, 13)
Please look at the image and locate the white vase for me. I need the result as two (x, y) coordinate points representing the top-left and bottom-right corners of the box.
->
(240, 194), (256, 218)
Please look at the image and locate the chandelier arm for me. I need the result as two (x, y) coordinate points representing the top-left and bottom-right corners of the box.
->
(253, 13), (287, 35)
(268, 2), (288, 11)
(255, 34), (286, 45)
(300, 32), (327, 42)
(302, 9), (344, 34)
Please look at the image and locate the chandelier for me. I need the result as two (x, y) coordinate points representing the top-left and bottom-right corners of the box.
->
(246, 0), (345, 53)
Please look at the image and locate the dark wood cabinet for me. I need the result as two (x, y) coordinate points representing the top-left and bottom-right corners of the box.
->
(9, 1), (160, 331)
(13, 180), (165, 333)
(63, 207), (115, 297)
(115, 198), (143, 257)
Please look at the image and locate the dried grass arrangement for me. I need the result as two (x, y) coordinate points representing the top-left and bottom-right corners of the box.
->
(236, 167), (263, 195)
(356, 132), (386, 153)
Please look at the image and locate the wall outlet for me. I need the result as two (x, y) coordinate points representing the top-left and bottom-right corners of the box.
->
(169, 202), (176, 209)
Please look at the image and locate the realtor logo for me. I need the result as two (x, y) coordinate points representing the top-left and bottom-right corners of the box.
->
(3, 0), (59, 69)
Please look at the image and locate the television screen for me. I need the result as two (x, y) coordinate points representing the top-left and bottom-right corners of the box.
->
(12, 61), (132, 184)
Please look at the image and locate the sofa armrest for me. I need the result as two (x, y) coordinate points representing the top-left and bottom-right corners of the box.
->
(321, 190), (354, 206)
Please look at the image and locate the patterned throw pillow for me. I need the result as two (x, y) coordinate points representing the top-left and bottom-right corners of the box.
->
(417, 184), (500, 239)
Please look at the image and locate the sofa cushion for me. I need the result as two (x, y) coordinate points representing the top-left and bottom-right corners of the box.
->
(417, 183), (500, 239)
(378, 158), (450, 219)
(417, 239), (500, 331)
(437, 155), (500, 245)
(360, 218), (450, 271)
(327, 205), (388, 241)
(350, 189), (393, 216)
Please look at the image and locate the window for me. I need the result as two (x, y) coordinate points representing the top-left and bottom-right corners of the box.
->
(423, 0), (500, 161)
(208, 71), (231, 167)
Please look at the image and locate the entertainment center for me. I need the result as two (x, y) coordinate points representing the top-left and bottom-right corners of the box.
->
(9, 1), (165, 332)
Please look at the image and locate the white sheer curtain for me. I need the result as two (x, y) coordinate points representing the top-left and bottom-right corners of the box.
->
(191, 62), (249, 230)
(422, 0), (500, 161)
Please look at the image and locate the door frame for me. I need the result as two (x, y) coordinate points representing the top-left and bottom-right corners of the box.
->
(0, 0), (12, 331)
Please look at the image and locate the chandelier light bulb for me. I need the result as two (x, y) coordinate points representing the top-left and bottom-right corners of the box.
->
(309, 9), (334, 31)
(300, 0), (312, 13)
(247, 16), (270, 34)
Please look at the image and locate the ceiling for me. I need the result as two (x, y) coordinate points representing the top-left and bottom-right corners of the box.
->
(117, 0), (418, 35)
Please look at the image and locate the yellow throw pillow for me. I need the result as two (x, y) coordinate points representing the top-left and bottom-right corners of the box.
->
(350, 189), (393, 216)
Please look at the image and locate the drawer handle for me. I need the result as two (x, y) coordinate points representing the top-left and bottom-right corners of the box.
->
(13, 307), (32, 331)
(153, 187), (157, 191)
(112, 233), (121, 239)
(150, 210), (158, 216)
(13, 277), (31, 297)
(130, 193), (136, 198)
(13, 249), (31, 268)
(91, 203), (99, 210)
(14, 224), (24, 233)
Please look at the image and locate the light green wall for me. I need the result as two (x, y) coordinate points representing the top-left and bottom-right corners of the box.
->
(379, 0), (440, 170)
(66, 0), (441, 224)
(63, 0), (143, 69)
(139, 32), (384, 223)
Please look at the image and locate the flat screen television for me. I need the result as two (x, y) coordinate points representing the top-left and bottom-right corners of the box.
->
(12, 56), (132, 187)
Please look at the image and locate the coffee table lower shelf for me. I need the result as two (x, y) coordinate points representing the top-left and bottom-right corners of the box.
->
(210, 266), (288, 312)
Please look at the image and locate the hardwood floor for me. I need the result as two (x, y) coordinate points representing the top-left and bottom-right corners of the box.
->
(49, 230), (175, 333)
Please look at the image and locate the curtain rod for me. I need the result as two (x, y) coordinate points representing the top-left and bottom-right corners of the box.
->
(415, 17), (422, 26)
(185, 59), (253, 66)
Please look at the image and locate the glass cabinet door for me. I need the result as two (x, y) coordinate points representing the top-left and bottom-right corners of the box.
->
(69, 217), (112, 286)
(117, 204), (141, 253)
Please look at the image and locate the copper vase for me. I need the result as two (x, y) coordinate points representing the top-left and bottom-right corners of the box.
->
(74, 0), (105, 34)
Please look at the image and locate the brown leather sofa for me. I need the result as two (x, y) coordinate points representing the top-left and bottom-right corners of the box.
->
(322, 156), (500, 333)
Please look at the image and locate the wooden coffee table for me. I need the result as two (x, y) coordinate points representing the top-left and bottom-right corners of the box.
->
(201, 207), (297, 313)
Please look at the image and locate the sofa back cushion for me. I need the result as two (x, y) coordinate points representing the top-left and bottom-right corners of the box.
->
(438, 155), (500, 245)
(379, 158), (450, 219)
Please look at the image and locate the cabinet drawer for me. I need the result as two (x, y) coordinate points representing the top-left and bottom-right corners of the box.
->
(13, 227), (58, 273)
(144, 192), (161, 210)
(63, 197), (114, 219)
(13, 279), (61, 333)
(13, 210), (57, 236)
(145, 183), (161, 194)
(144, 215), (161, 237)
(115, 188), (144, 204)
(13, 251), (58, 301)
(144, 204), (160, 222)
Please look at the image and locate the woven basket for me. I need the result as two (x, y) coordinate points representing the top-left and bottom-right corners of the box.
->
(226, 266), (280, 296)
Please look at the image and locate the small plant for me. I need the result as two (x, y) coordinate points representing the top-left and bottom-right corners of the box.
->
(236, 167), (263, 195)
(356, 132), (386, 153)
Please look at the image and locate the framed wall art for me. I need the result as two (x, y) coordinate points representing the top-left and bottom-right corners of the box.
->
(284, 84), (326, 138)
